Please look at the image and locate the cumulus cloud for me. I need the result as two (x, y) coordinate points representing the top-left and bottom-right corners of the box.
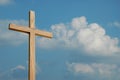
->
(0, 17), (120, 55)
(0, 0), (14, 5)
(67, 62), (120, 77)
(0, 19), (27, 46)
(77, 23), (119, 55)
(39, 16), (120, 55)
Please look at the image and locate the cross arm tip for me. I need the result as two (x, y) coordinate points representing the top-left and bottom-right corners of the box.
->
(9, 23), (15, 30)
(35, 29), (53, 38)
(48, 33), (53, 38)
(40, 32), (53, 38)
(9, 23), (19, 30)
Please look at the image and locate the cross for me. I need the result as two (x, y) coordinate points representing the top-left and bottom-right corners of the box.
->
(9, 10), (53, 80)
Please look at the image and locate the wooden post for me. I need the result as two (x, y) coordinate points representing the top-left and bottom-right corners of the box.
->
(9, 10), (53, 80)
(29, 11), (36, 80)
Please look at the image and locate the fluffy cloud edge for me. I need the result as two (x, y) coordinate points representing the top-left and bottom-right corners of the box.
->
(0, 19), (28, 46)
(0, 63), (41, 80)
(0, 65), (27, 80)
(0, 17), (120, 56)
(67, 62), (120, 79)
(38, 16), (120, 56)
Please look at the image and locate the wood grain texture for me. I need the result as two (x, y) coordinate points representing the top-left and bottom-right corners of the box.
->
(9, 10), (53, 80)
(9, 24), (30, 33)
(28, 10), (36, 80)
(29, 32), (35, 80)
(29, 10), (35, 28)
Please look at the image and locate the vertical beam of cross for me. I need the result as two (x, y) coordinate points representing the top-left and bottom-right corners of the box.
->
(29, 11), (36, 80)
(9, 10), (53, 80)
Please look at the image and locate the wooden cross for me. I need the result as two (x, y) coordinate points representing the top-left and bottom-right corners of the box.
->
(9, 10), (53, 80)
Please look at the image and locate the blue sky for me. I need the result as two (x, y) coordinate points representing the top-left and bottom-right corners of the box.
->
(0, 0), (120, 80)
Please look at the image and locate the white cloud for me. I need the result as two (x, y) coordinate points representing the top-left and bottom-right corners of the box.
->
(0, 0), (14, 5)
(67, 62), (119, 76)
(67, 63), (94, 74)
(10, 65), (27, 80)
(0, 63), (40, 80)
(39, 16), (120, 55)
(114, 22), (120, 27)
(109, 21), (120, 28)
(0, 64), (42, 80)
(0, 19), (27, 46)
(77, 23), (120, 55)
(0, 17), (120, 55)
(71, 16), (88, 30)
(0, 65), (27, 80)
(11, 65), (25, 71)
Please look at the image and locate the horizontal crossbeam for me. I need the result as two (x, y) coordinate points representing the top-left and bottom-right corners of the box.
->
(9, 24), (53, 38)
